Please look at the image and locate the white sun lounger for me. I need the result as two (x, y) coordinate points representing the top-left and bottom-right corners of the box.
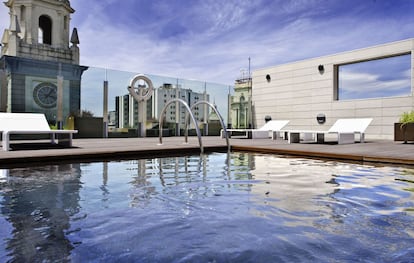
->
(286, 118), (373, 144)
(221, 120), (290, 139)
(0, 113), (78, 151)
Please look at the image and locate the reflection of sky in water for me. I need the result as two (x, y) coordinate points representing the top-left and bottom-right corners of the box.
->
(338, 54), (411, 100)
(1, 153), (413, 262)
(81, 67), (233, 121)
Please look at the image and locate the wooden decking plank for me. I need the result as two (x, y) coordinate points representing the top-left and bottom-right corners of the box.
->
(0, 137), (412, 166)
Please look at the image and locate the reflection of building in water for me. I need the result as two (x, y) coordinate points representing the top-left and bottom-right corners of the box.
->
(115, 83), (209, 130)
(0, 164), (81, 262)
(231, 152), (255, 180)
(249, 156), (338, 212)
(229, 70), (253, 129)
(128, 155), (221, 207)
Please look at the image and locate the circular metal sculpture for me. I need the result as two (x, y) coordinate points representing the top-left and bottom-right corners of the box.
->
(127, 74), (154, 101)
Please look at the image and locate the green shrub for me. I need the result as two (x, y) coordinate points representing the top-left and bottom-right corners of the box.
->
(399, 110), (414, 127)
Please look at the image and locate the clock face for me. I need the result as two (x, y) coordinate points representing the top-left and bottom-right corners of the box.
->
(33, 82), (57, 108)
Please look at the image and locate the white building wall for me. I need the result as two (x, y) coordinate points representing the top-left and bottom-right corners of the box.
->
(252, 39), (414, 139)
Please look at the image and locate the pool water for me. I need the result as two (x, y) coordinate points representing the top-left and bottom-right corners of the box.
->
(0, 152), (413, 262)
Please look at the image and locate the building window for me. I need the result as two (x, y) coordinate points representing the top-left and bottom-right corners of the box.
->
(20, 6), (25, 22)
(64, 16), (68, 30)
(39, 15), (52, 45)
(335, 53), (411, 100)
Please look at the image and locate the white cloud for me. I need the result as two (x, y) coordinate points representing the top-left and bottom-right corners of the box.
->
(2, 0), (414, 86)
(339, 70), (411, 99)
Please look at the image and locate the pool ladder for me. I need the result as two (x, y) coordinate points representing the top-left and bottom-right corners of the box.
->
(158, 99), (230, 154)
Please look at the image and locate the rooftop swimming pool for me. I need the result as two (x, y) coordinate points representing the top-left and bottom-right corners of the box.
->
(0, 152), (413, 262)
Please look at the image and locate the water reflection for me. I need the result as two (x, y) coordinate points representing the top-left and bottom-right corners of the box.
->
(0, 164), (81, 262)
(126, 154), (232, 208)
(0, 153), (413, 262)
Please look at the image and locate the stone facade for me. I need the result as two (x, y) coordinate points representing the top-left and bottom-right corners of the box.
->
(0, 0), (87, 123)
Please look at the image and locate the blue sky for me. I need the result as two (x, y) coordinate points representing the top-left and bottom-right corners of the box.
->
(1, 0), (413, 85)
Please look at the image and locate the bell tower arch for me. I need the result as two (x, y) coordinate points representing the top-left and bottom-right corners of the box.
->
(38, 15), (52, 45)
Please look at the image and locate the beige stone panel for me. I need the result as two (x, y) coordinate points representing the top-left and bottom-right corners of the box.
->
(289, 84), (306, 91)
(310, 78), (333, 87)
(253, 104), (276, 113)
(253, 93), (276, 101)
(331, 101), (356, 110)
(288, 111), (318, 120)
(254, 104), (278, 112)
(354, 99), (383, 109)
(365, 127), (381, 136)
(292, 67), (317, 77)
(253, 89), (279, 97)
(330, 109), (357, 118)
(253, 95), (291, 105)
(275, 104), (294, 113)
(311, 87), (333, 97)
(289, 84), (314, 92)
(309, 85), (331, 94)
(274, 99), (296, 106)
(311, 95), (332, 104)
(381, 126), (394, 137)
(291, 89), (312, 99)
(288, 97), (313, 106)
(290, 104), (312, 112)
(291, 76), (315, 86)
(271, 77), (296, 86)
(335, 50), (385, 64)
(311, 103), (332, 112)
(355, 108), (382, 118)
(333, 43), (411, 64)
(381, 106), (412, 117)
(288, 117), (315, 126)
(381, 97), (412, 107)
(381, 116), (401, 125)
(255, 71), (293, 81)
(310, 76), (334, 84)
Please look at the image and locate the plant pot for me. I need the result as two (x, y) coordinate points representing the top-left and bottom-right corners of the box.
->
(394, 123), (414, 143)
(74, 117), (104, 138)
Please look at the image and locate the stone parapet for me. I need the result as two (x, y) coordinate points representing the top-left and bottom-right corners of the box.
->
(17, 43), (75, 64)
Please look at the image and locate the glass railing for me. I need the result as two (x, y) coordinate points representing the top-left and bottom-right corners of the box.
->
(79, 66), (233, 137)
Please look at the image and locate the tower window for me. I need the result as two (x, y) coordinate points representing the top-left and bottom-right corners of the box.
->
(20, 6), (25, 22)
(64, 16), (68, 30)
(39, 15), (52, 44)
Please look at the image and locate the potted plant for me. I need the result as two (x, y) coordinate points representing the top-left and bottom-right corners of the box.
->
(394, 110), (414, 143)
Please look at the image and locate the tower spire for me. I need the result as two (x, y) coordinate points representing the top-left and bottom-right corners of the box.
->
(70, 28), (79, 45)
(10, 15), (21, 34)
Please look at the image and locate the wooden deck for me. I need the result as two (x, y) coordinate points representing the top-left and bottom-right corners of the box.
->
(0, 136), (413, 167)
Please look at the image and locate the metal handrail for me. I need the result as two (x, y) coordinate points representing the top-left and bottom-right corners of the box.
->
(185, 100), (230, 152)
(158, 99), (203, 153)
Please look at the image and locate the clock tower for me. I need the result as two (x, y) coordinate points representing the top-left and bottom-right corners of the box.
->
(0, 0), (87, 123)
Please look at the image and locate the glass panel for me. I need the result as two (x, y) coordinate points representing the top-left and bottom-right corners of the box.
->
(337, 54), (411, 100)
(80, 67), (232, 136)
